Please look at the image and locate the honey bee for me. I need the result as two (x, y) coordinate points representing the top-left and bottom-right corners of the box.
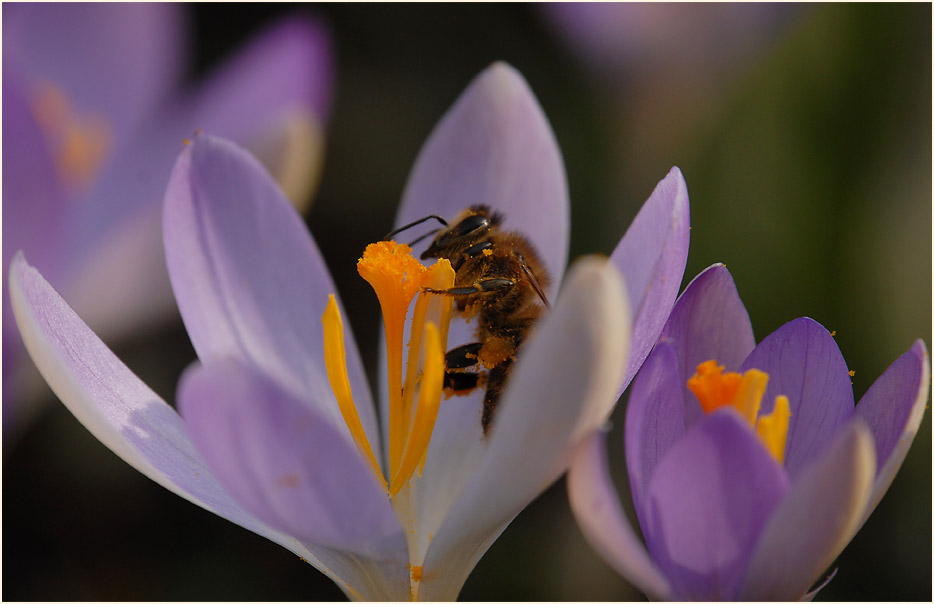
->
(385, 205), (550, 434)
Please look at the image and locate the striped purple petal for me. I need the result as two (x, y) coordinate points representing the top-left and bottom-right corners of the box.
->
(610, 167), (690, 395)
(855, 339), (930, 514)
(624, 341), (685, 527)
(643, 411), (790, 600)
(741, 317), (854, 479)
(163, 134), (377, 443)
(660, 264), (756, 427)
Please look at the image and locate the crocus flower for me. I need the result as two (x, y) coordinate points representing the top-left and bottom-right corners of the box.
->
(569, 264), (929, 601)
(3, 4), (332, 433)
(10, 63), (689, 599)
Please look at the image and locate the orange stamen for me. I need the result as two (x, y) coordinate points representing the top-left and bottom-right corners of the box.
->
(689, 360), (791, 464)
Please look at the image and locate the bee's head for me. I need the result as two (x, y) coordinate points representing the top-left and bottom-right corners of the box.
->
(421, 205), (501, 259)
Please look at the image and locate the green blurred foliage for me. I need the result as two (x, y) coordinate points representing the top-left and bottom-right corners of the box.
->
(4, 3), (929, 601)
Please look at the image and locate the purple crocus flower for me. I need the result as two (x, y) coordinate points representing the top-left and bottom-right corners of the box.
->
(2, 4), (332, 433)
(569, 264), (929, 601)
(9, 63), (688, 599)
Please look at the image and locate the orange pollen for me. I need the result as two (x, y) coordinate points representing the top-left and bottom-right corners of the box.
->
(32, 81), (112, 190)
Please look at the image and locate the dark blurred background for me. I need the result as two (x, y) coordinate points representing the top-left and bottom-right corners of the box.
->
(4, 3), (931, 601)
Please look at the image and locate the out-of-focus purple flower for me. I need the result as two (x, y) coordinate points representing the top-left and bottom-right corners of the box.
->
(541, 3), (798, 82)
(10, 63), (690, 599)
(2, 4), (333, 434)
(569, 264), (929, 601)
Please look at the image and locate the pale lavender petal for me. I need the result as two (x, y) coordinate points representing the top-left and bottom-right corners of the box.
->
(176, 15), (333, 208)
(855, 340), (930, 515)
(183, 15), (333, 129)
(396, 62), (569, 295)
(660, 264), (756, 427)
(382, 62), (570, 468)
(178, 357), (401, 555)
(417, 257), (629, 601)
(643, 411), (790, 600)
(741, 317), (855, 479)
(610, 166), (690, 394)
(3, 71), (68, 422)
(624, 341), (685, 527)
(61, 203), (175, 342)
(568, 430), (672, 601)
(71, 15), (333, 261)
(1, 71), (67, 272)
(2, 3), (184, 141)
(739, 420), (875, 601)
(8, 251), (295, 546)
(8, 252), (409, 600)
(163, 135), (377, 443)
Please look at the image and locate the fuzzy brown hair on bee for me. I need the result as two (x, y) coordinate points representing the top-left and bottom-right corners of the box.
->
(385, 204), (550, 435)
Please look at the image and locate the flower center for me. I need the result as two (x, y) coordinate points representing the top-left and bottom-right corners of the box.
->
(31, 81), (113, 191)
(321, 240), (455, 496)
(687, 360), (791, 464)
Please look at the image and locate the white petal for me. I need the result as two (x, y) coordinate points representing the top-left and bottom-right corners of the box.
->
(739, 420), (876, 601)
(416, 257), (631, 600)
(567, 430), (672, 600)
(8, 253), (407, 600)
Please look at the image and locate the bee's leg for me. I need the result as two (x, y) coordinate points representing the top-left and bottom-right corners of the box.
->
(423, 278), (515, 296)
(445, 342), (483, 369)
(443, 370), (481, 393)
(481, 359), (513, 435)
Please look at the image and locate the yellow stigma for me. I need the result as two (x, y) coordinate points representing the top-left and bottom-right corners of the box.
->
(357, 241), (428, 474)
(338, 240), (454, 497)
(322, 295), (386, 491)
(688, 360), (791, 464)
(32, 81), (112, 190)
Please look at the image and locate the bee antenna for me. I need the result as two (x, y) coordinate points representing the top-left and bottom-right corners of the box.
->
(408, 229), (441, 246)
(383, 215), (448, 241)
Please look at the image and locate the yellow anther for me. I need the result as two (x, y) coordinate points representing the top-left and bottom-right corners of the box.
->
(390, 322), (445, 496)
(399, 260), (455, 454)
(322, 295), (386, 491)
(756, 395), (791, 464)
(689, 359), (791, 465)
(358, 241), (428, 474)
(732, 369), (768, 426)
